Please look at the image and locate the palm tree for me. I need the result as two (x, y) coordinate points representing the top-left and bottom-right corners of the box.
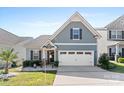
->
(0, 48), (17, 74)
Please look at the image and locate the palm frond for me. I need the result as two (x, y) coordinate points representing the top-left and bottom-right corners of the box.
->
(0, 48), (17, 63)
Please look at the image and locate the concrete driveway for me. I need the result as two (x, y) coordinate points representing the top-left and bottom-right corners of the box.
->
(53, 66), (124, 85)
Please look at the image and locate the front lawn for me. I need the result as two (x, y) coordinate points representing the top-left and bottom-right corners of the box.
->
(109, 61), (124, 73)
(0, 68), (56, 86)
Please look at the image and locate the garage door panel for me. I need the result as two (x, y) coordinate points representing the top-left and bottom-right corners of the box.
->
(58, 50), (94, 66)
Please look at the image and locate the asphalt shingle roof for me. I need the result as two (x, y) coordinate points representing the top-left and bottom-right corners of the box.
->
(0, 28), (32, 45)
(24, 35), (51, 48)
(105, 15), (124, 30)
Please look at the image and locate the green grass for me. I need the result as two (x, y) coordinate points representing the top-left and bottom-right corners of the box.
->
(0, 68), (56, 86)
(109, 61), (124, 73)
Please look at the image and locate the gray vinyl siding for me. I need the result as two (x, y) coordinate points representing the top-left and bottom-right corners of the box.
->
(52, 21), (97, 65)
(56, 45), (96, 50)
(26, 48), (31, 60)
(52, 22), (97, 43)
(56, 45), (97, 65)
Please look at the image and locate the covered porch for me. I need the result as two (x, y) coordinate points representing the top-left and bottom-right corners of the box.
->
(41, 40), (57, 65)
(108, 41), (124, 61)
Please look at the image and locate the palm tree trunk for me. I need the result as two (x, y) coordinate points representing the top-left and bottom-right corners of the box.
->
(5, 61), (9, 74)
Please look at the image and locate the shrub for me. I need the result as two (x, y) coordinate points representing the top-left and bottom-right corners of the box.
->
(23, 60), (42, 67)
(32, 60), (41, 66)
(23, 60), (30, 67)
(11, 61), (17, 68)
(98, 53), (110, 69)
(0, 71), (5, 75)
(118, 57), (124, 63)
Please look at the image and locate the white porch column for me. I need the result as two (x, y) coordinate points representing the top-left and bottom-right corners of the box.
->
(115, 43), (119, 61)
(54, 49), (57, 61)
(42, 49), (47, 60)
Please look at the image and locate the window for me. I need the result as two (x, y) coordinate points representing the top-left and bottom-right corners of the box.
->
(77, 52), (83, 54)
(110, 31), (123, 40)
(72, 28), (80, 40)
(85, 52), (92, 55)
(117, 31), (122, 39)
(60, 52), (66, 54)
(68, 52), (75, 54)
(111, 31), (116, 39)
(33, 50), (39, 60)
(111, 47), (116, 55)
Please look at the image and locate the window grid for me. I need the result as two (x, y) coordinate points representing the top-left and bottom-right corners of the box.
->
(33, 50), (39, 60)
(72, 28), (80, 40)
(111, 31), (123, 40)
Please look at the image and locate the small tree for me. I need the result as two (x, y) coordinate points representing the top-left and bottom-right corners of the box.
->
(0, 48), (17, 74)
(98, 53), (110, 69)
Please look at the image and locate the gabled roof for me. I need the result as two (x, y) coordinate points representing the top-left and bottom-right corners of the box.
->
(105, 15), (124, 30)
(49, 12), (101, 41)
(0, 28), (32, 45)
(24, 35), (51, 49)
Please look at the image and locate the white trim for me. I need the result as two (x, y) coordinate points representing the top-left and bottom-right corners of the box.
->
(58, 50), (94, 51)
(110, 30), (123, 40)
(73, 28), (80, 30)
(72, 39), (80, 40)
(32, 50), (39, 60)
(54, 43), (97, 45)
(41, 40), (57, 49)
(72, 28), (80, 40)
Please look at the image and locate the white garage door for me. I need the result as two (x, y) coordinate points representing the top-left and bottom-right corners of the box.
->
(58, 50), (94, 66)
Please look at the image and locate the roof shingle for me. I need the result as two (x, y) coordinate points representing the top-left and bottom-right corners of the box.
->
(24, 35), (51, 48)
(105, 15), (124, 30)
(0, 28), (32, 45)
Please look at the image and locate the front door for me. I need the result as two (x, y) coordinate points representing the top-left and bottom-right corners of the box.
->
(122, 48), (124, 57)
(47, 50), (54, 64)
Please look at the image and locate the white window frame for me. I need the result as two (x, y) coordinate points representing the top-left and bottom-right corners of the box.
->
(72, 28), (80, 40)
(117, 31), (122, 39)
(111, 31), (116, 39)
(33, 50), (39, 60)
(111, 30), (122, 40)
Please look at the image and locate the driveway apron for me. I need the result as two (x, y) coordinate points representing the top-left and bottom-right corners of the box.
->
(53, 66), (124, 85)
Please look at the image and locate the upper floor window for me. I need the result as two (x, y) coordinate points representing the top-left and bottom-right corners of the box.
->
(109, 30), (124, 40)
(73, 28), (80, 40)
(70, 28), (82, 40)
(117, 31), (122, 39)
(111, 31), (116, 39)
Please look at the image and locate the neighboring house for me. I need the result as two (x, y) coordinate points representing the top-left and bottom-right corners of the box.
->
(0, 12), (123, 66)
(0, 28), (33, 65)
(97, 15), (124, 61)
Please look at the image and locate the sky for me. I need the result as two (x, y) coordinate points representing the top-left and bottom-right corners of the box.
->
(0, 7), (124, 38)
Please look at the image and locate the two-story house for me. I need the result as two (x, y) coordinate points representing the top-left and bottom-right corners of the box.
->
(97, 15), (124, 61)
(24, 12), (101, 66)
